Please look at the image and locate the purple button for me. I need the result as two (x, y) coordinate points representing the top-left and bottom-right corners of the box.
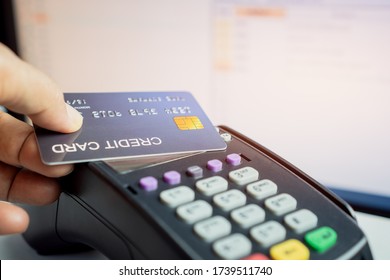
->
(139, 176), (158, 191)
(207, 159), (223, 172)
(226, 153), (241, 166)
(163, 171), (181, 185)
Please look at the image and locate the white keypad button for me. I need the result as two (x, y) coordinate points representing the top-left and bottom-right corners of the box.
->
(176, 200), (212, 224)
(196, 176), (228, 196)
(265, 193), (297, 216)
(229, 166), (259, 186)
(160, 186), (195, 208)
(250, 221), (286, 247)
(213, 233), (252, 260)
(284, 209), (318, 234)
(231, 204), (265, 228)
(213, 189), (246, 211)
(194, 216), (231, 242)
(247, 179), (278, 200)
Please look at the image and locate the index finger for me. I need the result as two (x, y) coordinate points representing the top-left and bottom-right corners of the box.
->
(0, 43), (82, 133)
(0, 201), (29, 235)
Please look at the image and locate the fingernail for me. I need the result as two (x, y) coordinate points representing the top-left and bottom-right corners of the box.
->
(66, 103), (83, 131)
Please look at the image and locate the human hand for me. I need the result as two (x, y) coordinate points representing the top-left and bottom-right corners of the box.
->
(0, 43), (83, 235)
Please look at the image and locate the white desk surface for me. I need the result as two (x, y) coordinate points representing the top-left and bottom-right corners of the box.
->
(0, 212), (389, 260)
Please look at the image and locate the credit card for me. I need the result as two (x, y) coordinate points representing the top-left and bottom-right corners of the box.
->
(35, 92), (227, 165)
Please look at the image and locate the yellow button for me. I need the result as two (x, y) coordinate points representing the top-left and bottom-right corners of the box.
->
(270, 239), (310, 260)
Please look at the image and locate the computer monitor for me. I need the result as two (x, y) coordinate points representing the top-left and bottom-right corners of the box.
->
(4, 0), (390, 216)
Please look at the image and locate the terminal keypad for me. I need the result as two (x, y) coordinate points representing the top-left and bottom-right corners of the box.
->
(137, 152), (337, 260)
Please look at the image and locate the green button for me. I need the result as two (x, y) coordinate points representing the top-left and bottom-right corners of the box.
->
(305, 226), (337, 253)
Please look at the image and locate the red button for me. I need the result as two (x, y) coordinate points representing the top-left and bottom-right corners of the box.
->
(242, 253), (269, 260)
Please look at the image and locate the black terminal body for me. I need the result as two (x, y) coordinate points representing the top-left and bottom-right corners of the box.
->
(23, 126), (372, 259)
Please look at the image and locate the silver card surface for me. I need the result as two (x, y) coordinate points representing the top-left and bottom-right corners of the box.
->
(35, 92), (226, 165)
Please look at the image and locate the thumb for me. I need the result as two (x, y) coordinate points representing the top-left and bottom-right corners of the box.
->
(0, 43), (82, 133)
